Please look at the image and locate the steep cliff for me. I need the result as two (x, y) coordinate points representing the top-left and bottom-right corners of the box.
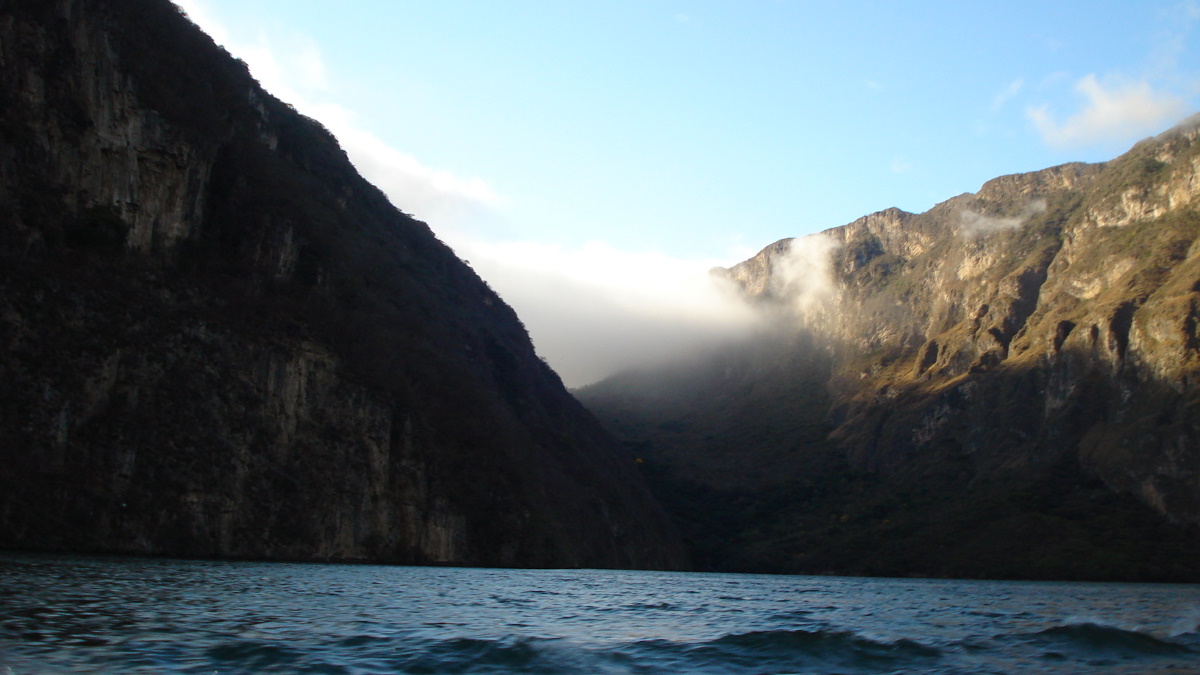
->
(0, 0), (686, 569)
(580, 119), (1200, 580)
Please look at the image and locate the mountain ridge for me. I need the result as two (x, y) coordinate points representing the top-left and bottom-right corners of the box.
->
(579, 116), (1200, 580)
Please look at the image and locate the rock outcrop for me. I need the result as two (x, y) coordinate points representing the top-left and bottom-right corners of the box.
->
(0, 0), (686, 570)
(580, 118), (1200, 580)
(746, 122), (1200, 522)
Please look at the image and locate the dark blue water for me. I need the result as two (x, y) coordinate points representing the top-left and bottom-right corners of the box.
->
(2, 553), (1199, 674)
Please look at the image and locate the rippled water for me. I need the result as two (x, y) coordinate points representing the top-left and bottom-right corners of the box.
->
(2, 553), (1200, 673)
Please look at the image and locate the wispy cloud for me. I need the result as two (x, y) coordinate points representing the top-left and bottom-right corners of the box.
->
(172, 0), (228, 44)
(310, 103), (505, 226)
(1026, 74), (1188, 148)
(991, 78), (1024, 111)
(1147, 1), (1200, 78)
(171, 0), (502, 229)
(958, 199), (1047, 238)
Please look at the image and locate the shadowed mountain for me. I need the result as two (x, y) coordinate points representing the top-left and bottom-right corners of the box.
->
(579, 118), (1200, 580)
(0, 0), (685, 570)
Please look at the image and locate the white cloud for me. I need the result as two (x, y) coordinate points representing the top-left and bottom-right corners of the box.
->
(1026, 74), (1188, 148)
(1147, 1), (1200, 77)
(309, 103), (505, 227)
(294, 37), (329, 92)
(172, 0), (228, 44)
(169, 0), (762, 388)
(770, 233), (841, 319)
(958, 199), (1047, 238)
(170, 0), (501, 230)
(456, 239), (760, 387)
(890, 158), (912, 174)
(235, 31), (329, 97)
(991, 78), (1024, 111)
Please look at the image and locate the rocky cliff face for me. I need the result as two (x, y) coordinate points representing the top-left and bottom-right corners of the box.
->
(742, 122), (1200, 522)
(0, 0), (685, 569)
(580, 119), (1200, 580)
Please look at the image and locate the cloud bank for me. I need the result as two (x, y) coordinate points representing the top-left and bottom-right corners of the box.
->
(456, 239), (760, 387)
(1027, 74), (1188, 148)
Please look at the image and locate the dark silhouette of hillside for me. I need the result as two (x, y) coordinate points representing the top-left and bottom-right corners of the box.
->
(0, 0), (685, 570)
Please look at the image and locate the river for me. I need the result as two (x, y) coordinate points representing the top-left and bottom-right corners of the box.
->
(2, 553), (1199, 673)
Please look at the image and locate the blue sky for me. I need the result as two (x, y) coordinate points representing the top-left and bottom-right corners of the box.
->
(175, 0), (1200, 385)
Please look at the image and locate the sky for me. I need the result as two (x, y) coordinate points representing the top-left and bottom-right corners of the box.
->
(173, 0), (1200, 386)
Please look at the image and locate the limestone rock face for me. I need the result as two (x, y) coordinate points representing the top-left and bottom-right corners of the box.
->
(725, 121), (1200, 526)
(0, 0), (685, 570)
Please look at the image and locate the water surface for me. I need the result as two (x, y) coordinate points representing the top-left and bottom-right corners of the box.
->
(2, 553), (1199, 673)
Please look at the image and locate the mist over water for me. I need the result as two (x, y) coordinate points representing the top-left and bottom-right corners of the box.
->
(3, 553), (1200, 674)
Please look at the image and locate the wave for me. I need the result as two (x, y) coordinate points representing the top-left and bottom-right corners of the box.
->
(489, 594), (536, 605)
(12, 623), (1198, 675)
(14, 621), (1192, 675)
(363, 624), (1195, 674)
(1023, 622), (1195, 657)
(631, 627), (943, 673)
(623, 601), (681, 611)
(204, 639), (311, 670)
(189, 629), (946, 675)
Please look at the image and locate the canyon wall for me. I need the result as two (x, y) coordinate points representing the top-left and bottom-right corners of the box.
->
(0, 0), (685, 569)
(581, 119), (1200, 579)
